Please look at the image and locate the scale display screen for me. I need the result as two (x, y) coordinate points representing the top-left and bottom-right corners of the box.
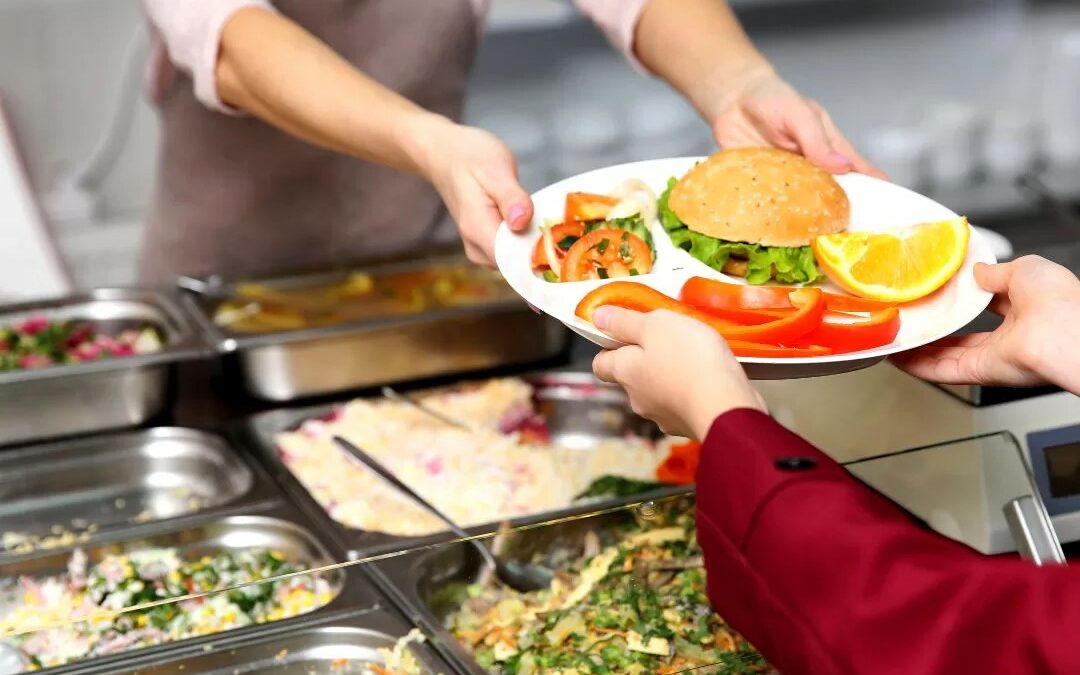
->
(1029, 425), (1080, 515)
(1045, 442), (1080, 498)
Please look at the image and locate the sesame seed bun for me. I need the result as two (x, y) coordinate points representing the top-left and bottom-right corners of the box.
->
(668, 147), (850, 248)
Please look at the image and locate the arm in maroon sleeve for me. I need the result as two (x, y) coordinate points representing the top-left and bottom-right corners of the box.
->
(696, 408), (1080, 675)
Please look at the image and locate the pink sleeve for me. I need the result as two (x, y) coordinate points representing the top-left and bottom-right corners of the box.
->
(141, 0), (276, 114)
(573, 0), (651, 73)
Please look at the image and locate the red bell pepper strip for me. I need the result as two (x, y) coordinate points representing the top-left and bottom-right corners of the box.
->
(564, 192), (619, 223)
(823, 293), (897, 313)
(681, 276), (896, 313)
(575, 282), (830, 353)
(792, 308), (901, 354)
(725, 342), (832, 358)
(692, 306), (863, 326)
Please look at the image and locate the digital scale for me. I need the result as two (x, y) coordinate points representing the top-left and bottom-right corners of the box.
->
(756, 363), (1080, 559)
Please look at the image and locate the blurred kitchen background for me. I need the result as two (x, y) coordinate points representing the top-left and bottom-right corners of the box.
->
(0, 0), (1078, 298)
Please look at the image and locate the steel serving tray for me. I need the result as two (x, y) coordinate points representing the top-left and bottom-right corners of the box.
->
(0, 427), (284, 557)
(0, 289), (208, 446)
(97, 609), (461, 675)
(370, 495), (696, 675)
(238, 370), (691, 559)
(179, 253), (569, 401)
(0, 503), (379, 675)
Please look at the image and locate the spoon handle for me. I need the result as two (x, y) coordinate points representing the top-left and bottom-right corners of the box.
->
(381, 387), (472, 431)
(332, 437), (499, 569)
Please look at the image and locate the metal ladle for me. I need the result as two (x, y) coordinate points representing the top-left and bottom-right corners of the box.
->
(332, 436), (551, 593)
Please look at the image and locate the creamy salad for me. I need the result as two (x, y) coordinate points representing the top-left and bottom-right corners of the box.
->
(276, 379), (671, 537)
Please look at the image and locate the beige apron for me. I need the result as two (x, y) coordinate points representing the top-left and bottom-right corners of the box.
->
(138, 0), (478, 284)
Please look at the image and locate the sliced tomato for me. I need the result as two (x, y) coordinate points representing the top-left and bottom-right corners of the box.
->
(531, 222), (584, 271)
(563, 229), (653, 282)
(681, 276), (896, 313)
(564, 192), (619, 223)
(793, 308), (901, 354)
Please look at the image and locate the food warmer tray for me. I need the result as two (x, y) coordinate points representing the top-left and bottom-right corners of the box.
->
(0, 289), (208, 447)
(237, 370), (692, 558)
(370, 495), (697, 675)
(79, 609), (464, 675)
(179, 252), (569, 402)
(0, 427), (285, 558)
(0, 502), (380, 675)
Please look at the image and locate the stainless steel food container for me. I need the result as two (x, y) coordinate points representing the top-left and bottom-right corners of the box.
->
(179, 254), (569, 401)
(370, 495), (696, 675)
(0, 427), (283, 557)
(239, 370), (691, 558)
(0, 289), (208, 446)
(90, 609), (461, 675)
(0, 503), (379, 674)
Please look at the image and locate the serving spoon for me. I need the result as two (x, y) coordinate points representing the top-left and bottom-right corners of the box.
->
(332, 436), (551, 593)
(380, 386), (472, 431)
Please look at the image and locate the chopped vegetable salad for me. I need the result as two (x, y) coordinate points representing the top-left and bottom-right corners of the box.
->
(448, 507), (768, 675)
(0, 548), (332, 670)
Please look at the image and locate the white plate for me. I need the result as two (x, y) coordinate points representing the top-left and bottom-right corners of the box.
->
(495, 157), (995, 379)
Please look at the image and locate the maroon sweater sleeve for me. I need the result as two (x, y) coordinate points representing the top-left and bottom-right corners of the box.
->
(696, 408), (1080, 675)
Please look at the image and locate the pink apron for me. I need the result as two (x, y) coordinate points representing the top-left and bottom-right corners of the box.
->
(139, 0), (477, 283)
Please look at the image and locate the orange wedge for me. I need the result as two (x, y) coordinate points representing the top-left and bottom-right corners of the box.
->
(812, 217), (971, 302)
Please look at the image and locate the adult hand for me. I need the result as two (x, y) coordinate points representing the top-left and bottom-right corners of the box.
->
(590, 307), (767, 440)
(892, 256), (1080, 393)
(418, 119), (533, 266)
(710, 67), (885, 179)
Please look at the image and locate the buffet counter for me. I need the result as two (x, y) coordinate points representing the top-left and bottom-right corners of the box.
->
(0, 249), (1060, 675)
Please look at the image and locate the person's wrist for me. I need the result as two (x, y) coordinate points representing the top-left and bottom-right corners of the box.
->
(697, 58), (776, 121)
(688, 388), (759, 441)
(398, 111), (457, 180)
(1025, 290), (1080, 393)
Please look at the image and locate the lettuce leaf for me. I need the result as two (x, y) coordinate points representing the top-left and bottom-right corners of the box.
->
(658, 177), (822, 285)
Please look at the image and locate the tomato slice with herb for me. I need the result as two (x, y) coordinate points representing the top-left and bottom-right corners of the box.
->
(563, 229), (653, 282)
(793, 307), (901, 354)
(564, 192), (619, 223)
(531, 222), (584, 270)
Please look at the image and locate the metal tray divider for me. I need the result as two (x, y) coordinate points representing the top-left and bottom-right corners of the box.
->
(0, 428), (287, 562)
(99, 607), (469, 675)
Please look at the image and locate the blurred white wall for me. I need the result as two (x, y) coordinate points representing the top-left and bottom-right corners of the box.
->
(0, 0), (1074, 291)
